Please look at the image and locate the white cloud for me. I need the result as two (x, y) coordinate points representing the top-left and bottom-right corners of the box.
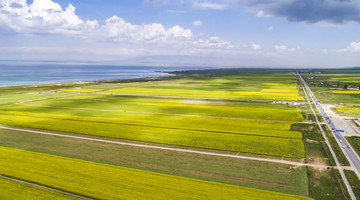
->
(346, 42), (360, 53)
(193, 36), (233, 49)
(274, 45), (296, 52)
(0, 0), (234, 50)
(256, 10), (271, 18)
(101, 16), (193, 46)
(0, 0), (98, 35)
(267, 26), (273, 31)
(256, 10), (264, 17)
(192, 1), (228, 10)
(193, 20), (202, 26)
(336, 41), (360, 53)
(244, 42), (262, 51)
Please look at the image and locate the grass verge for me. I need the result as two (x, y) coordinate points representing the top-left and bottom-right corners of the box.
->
(344, 170), (360, 199)
(347, 136), (360, 158)
(307, 167), (350, 200)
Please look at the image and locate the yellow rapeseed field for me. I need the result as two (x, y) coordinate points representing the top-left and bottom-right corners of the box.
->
(104, 88), (304, 101)
(331, 77), (360, 80)
(0, 147), (312, 200)
(0, 111), (305, 158)
(336, 108), (360, 113)
(331, 90), (360, 94)
(0, 178), (76, 200)
(261, 89), (299, 93)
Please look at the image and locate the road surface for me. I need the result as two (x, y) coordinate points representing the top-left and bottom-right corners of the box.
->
(298, 71), (356, 200)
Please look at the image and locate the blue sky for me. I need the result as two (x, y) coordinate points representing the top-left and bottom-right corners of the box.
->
(1, 0), (360, 67)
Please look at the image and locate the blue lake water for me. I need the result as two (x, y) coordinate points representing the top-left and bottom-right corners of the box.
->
(0, 65), (208, 86)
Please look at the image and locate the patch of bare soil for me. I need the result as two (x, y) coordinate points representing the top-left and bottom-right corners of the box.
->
(306, 138), (320, 144)
(301, 125), (316, 132)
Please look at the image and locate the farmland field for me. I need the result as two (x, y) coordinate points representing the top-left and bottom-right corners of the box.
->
(0, 112), (304, 157)
(15, 95), (304, 121)
(64, 89), (101, 93)
(104, 87), (303, 100)
(0, 127), (308, 196)
(336, 108), (360, 113)
(0, 106), (302, 138)
(75, 74), (304, 101)
(0, 93), (71, 105)
(0, 72), (306, 158)
(0, 94), (305, 157)
(335, 108), (360, 116)
(0, 178), (76, 200)
(302, 71), (360, 106)
(331, 90), (360, 94)
(0, 146), (311, 200)
(0, 69), (326, 199)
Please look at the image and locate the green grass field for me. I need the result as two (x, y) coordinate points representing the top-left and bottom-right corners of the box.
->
(0, 146), (311, 200)
(307, 167), (351, 200)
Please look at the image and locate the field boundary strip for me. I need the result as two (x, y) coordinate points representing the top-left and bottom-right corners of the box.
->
(0, 175), (93, 200)
(0, 125), (346, 169)
(26, 104), (305, 123)
(96, 93), (275, 102)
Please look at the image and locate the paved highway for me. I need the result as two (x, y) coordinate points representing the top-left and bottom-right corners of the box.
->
(298, 72), (360, 177)
(297, 72), (356, 200)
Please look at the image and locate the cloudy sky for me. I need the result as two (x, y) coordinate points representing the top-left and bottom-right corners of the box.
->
(1, 0), (360, 68)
